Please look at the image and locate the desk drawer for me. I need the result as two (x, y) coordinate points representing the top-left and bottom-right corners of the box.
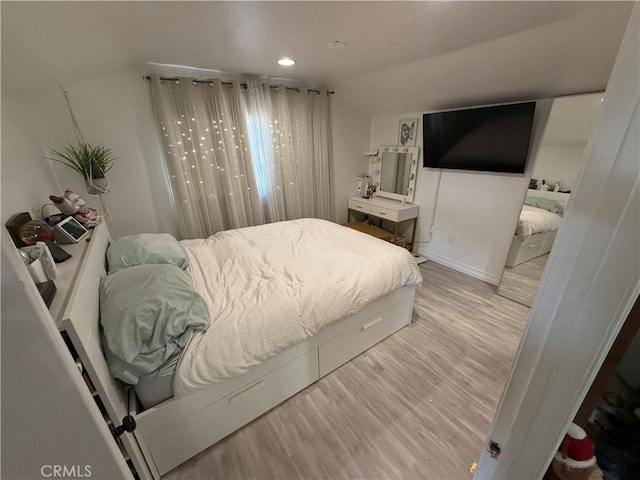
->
(348, 199), (371, 214)
(318, 297), (412, 377)
(371, 206), (400, 222)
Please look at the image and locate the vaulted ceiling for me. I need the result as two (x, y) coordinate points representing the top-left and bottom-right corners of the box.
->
(1, 1), (634, 115)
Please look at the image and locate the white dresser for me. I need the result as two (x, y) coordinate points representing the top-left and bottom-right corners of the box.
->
(347, 196), (419, 250)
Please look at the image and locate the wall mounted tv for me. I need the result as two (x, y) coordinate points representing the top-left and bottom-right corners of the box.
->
(422, 101), (536, 173)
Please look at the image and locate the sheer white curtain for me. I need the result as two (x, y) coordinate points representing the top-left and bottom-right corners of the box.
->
(244, 82), (334, 223)
(150, 77), (264, 238)
(150, 75), (333, 239)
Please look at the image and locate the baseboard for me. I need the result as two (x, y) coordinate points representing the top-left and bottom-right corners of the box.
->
(416, 248), (502, 286)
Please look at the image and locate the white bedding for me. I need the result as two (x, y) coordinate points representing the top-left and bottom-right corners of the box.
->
(174, 218), (422, 396)
(516, 205), (562, 238)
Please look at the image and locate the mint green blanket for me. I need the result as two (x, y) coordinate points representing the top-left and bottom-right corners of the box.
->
(100, 264), (209, 385)
(524, 197), (565, 216)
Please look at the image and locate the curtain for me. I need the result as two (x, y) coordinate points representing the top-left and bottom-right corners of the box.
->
(150, 75), (333, 239)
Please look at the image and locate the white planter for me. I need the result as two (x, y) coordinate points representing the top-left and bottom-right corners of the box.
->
(85, 177), (109, 194)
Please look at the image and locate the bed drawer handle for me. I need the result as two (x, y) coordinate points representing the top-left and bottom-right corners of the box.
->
(229, 380), (264, 403)
(361, 316), (384, 332)
(378, 211), (387, 215)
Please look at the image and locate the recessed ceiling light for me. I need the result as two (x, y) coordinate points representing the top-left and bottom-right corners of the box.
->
(277, 58), (296, 66)
(328, 41), (348, 49)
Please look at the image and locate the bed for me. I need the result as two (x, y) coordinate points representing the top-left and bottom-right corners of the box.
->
(505, 191), (570, 267)
(62, 218), (422, 478)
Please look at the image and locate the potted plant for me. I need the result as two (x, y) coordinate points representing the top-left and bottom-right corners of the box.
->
(47, 143), (115, 194)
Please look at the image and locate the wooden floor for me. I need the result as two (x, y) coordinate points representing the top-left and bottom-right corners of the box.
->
(164, 262), (529, 480)
(498, 254), (549, 307)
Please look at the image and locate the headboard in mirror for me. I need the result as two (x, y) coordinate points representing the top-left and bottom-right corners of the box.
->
(374, 146), (419, 203)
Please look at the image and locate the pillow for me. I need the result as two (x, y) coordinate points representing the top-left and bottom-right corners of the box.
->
(107, 233), (189, 273)
(100, 264), (209, 384)
(524, 197), (565, 216)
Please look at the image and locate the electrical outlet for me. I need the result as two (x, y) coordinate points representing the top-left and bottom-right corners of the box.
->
(448, 233), (456, 244)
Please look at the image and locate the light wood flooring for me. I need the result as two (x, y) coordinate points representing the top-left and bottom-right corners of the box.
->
(498, 254), (549, 307)
(164, 262), (529, 480)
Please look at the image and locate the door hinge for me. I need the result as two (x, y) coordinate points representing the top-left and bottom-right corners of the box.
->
(111, 414), (136, 437)
(488, 439), (502, 458)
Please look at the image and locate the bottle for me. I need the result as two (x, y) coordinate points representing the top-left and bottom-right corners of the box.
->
(363, 175), (370, 197)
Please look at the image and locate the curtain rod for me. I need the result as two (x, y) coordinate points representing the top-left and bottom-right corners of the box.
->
(143, 75), (333, 95)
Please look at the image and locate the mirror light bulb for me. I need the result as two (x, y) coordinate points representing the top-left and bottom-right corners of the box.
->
(277, 58), (296, 66)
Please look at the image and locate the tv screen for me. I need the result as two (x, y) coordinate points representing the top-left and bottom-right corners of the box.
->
(422, 101), (536, 173)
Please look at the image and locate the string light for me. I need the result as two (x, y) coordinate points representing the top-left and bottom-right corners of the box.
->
(159, 84), (329, 219)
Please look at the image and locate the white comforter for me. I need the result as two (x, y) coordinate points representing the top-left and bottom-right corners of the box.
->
(516, 205), (562, 237)
(174, 218), (422, 396)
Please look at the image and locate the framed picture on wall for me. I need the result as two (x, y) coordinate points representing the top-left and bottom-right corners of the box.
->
(398, 118), (418, 146)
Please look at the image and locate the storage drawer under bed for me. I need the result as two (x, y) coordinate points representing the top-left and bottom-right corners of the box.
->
(141, 349), (319, 475)
(507, 231), (556, 267)
(135, 287), (416, 476)
(318, 296), (413, 377)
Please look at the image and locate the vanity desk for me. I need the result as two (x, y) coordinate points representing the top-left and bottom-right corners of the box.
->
(347, 196), (419, 250)
(346, 145), (421, 251)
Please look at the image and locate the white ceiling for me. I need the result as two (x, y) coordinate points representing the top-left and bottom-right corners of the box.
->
(1, 1), (634, 115)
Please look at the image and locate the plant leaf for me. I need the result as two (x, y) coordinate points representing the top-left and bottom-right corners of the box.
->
(46, 142), (116, 180)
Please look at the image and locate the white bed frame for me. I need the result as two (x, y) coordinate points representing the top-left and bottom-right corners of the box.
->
(61, 222), (416, 478)
(506, 190), (570, 267)
(505, 230), (557, 267)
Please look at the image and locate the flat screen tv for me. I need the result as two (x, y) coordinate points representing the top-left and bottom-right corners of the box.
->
(422, 101), (536, 173)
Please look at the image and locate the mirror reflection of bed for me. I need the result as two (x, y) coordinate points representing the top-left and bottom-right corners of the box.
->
(497, 92), (603, 307)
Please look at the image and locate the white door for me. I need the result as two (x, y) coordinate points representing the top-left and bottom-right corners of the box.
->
(475, 6), (640, 479)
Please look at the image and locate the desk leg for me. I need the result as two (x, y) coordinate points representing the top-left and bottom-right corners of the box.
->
(409, 218), (417, 252)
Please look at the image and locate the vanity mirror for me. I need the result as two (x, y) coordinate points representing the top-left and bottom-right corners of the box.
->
(375, 146), (419, 203)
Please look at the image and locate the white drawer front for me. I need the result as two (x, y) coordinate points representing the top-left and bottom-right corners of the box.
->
(318, 297), (412, 377)
(348, 199), (371, 214)
(541, 236), (555, 251)
(525, 240), (548, 256)
(371, 206), (400, 222)
(396, 205), (419, 222)
(145, 350), (319, 474)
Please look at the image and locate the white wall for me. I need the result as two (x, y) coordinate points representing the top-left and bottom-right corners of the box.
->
(370, 102), (552, 284)
(1, 94), (61, 224)
(26, 66), (176, 239)
(331, 94), (371, 224)
(531, 145), (584, 192)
